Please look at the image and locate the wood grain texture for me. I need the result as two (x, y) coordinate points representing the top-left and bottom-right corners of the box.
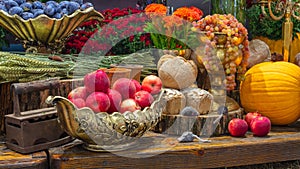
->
(0, 137), (48, 169)
(0, 82), (12, 134)
(49, 122), (300, 169)
(153, 109), (243, 137)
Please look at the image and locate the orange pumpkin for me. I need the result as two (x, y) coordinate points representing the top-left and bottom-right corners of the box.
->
(240, 61), (300, 125)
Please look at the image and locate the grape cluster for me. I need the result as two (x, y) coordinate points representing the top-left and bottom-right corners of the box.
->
(0, 0), (94, 20)
(193, 14), (250, 91)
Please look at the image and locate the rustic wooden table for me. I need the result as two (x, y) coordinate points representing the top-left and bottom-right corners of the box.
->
(49, 122), (300, 169)
(1, 122), (300, 169)
(0, 136), (48, 169)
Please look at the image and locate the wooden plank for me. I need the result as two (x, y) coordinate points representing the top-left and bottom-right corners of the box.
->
(0, 82), (12, 134)
(49, 122), (300, 169)
(0, 136), (48, 169)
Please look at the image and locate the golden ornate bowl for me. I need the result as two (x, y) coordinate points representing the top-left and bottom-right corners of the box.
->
(46, 90), (166, 152)
(0, 7), (104, 53)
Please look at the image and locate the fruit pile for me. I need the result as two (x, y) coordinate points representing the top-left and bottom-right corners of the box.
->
(193, 14), (250, 91)
(67, 69), (163, 114)
(0, 0), (93, 20)
(228, 112), (271, 137)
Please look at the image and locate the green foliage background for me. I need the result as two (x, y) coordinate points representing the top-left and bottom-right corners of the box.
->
(246, 3), (300, 40)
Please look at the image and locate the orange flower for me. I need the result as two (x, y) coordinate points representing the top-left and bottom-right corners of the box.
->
(162, 15), (183, 37)
(145, 3), (167, 15)
(163, 15), (183, 29)
(173, 6), (203, 22)
(190, 6), (204, 18)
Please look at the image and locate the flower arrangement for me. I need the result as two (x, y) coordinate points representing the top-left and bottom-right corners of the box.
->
(173, 6), (203, 22)
(63, 7), (151, 55)
(83, 12), (151, 55)
(144, 3), (167, 15)
(63, 19), (100, 54)
(144, 4), (204, 50)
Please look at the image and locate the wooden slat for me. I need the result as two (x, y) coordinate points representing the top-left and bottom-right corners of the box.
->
(49, 122), (300, 169)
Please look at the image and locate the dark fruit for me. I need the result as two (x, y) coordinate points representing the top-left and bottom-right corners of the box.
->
(9, 6), (23, 15)
(21, 12), (34, 20)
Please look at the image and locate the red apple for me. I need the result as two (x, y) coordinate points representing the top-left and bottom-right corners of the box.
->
(228, 118), (248, 137)
(107, 89), (122, 113)
(85, 92), (110, 113)
(250, 116), (271, 137)
(112, 78), (136, 100)
(67, 86), (87, 100)
(134, 90), (154, 108)
(120, 99), (141, 113)
(131, 79), (142, 92)
(84, 69), (110, 93)
(141, 75), (162, 95)
(245, 112), (262, 129)
(69, 98), (86, 108)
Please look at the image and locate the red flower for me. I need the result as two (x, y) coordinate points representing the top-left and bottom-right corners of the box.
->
(131, 8), (142, 14)
(64, 7), (148, 55)
(79, 36), (89, 42)
(103, 9), (112, 13)
(112, 8), (121, 13)
(145, 39), (151, 46)
(128, 26), (135, 32)
(129, 36), (134, 42)
(103, 19), (113, 24)
(121, 30), (131, 38)
(140, 35), (146, 42)
(135, 27), (143, 33)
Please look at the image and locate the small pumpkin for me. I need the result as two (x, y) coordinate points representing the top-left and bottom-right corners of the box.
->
(157, 54), (198, 89)
(240, 61), (300, 125)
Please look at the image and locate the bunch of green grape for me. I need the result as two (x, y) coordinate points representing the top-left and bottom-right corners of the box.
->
(193, 14), (249, 91)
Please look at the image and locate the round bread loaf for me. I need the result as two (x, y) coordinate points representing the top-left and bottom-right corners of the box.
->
(181, 87), (213, 115)
(162, 88), (186, 115)
(157, 55), (198, 90)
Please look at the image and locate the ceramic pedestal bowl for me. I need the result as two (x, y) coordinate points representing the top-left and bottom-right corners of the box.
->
(46, 90), (166, 152)
(0, 7), (103, 53)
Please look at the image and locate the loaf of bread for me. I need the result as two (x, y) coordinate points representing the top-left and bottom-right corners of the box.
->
(181, 87), (213, 115)
(162, 88), (186, 115)
(157, 55), (198, 90)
